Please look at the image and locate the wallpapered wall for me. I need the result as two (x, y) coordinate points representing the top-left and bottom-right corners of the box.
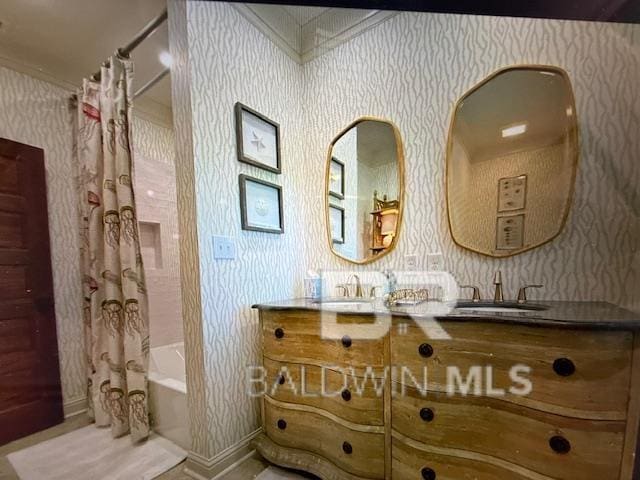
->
(0, 65), (178, 411)
(0, 66), (84, 409)
(170, 0), (306, 460)
(171, 2), (639, 463)
(302, 13), (640, 312)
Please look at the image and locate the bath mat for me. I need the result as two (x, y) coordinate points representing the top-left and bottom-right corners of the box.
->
(7, 425), (186, 480)
(255, 466), (309, 479)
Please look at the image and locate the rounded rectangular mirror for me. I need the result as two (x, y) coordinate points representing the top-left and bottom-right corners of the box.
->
(325, 117), (404, 264)
(446, 65), (579, 257)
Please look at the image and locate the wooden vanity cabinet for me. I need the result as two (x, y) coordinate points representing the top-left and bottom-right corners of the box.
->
(254, 309), (388, 480)
(253, 307), (640, 480)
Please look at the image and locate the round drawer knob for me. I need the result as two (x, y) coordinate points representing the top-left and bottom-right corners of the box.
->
(342, 335), (352, 348)
(420, 407), (434, 422)
(342, 441), (353, 454)
(274, 328), (284, 339)
(549, 435), (571, 454)
(277, 419), (287, 430)
(553, 358), (575, 377)
(277, 375), (285, 385)
(421, 467), (436, 480)
(418, 343), (433, 358)
(341, 389), (352, 402)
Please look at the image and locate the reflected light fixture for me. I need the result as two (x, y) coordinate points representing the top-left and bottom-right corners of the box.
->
(501, 123), (527, 138)
(158, 51), (173, 68)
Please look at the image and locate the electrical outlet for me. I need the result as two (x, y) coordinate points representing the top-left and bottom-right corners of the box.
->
(213, 235), (236, 259)
(404, 254), (418, 270)
(426, 253), (444, 271)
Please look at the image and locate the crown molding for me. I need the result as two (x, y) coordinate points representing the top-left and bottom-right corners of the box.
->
(232, 4), (398, 65)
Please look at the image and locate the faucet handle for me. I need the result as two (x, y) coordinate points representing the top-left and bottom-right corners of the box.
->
(336, 285), (349, 298)
(517, 284), (543, 304)
(369, 286), (380, 298)
(460, 285), (481, 303)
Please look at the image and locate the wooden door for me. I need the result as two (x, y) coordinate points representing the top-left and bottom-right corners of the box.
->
(0, 137), (63, 445)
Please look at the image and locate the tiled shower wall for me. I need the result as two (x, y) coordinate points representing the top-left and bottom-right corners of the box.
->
(133, 118), (183, 348)
(171, 2), (640, 462)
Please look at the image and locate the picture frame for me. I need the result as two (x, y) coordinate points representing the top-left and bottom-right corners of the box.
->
(239, 174), (284, 234)
(235, 102), (281, 174)
(329, 204), (345, 244)
(328, 157), (345, 199)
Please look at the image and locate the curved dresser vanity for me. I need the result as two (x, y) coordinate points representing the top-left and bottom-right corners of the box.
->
(252, 299), (640, 480)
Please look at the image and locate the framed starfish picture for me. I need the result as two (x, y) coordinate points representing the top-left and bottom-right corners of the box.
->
(235, 102), (281, 174)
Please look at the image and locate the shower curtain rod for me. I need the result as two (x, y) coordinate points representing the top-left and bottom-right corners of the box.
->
(90, 8), (168, 82)
(133, 66), (170, 99)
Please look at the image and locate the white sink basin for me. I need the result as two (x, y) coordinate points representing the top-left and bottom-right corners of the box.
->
(313, 298), (375, 310)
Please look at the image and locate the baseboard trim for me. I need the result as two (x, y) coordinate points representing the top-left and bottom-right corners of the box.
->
(183, 428), (262, 480)
(63, 397), (88, 418)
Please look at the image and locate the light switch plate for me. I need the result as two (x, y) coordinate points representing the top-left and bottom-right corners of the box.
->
(426, 253), (444, 271)
(213, 235), (236, 259)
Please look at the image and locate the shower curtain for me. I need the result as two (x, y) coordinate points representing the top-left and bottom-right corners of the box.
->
(75, 55), (150, 442)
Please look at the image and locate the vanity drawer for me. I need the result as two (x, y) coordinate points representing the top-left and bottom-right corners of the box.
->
(392, 434), (533, 480)
(261, 310), (384, 373)
(392, 385), (624, 479)
(264, 357), (384, 425)
(263, 396), (385, 479)
(391, 320), (632, 418)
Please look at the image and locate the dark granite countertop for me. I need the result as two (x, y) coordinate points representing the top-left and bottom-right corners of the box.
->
(253, 298), (640, 330)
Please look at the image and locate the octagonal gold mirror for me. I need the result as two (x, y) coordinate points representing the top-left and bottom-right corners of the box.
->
(325, 117), (405, 264)
(446, 65), (579, 257)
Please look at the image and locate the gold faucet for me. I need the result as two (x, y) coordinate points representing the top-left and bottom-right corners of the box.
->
(493, 271), (504, 303)
(346, 274), (364, 298)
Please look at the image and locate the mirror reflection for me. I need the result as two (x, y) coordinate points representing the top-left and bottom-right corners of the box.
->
(326, 118), (404, 264)
(447, 66), (579, 257)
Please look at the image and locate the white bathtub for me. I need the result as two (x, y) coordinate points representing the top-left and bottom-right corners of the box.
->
(149, 342), (189, 450)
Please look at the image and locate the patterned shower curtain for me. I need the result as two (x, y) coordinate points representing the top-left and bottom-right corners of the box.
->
(75, 55), (150, 442)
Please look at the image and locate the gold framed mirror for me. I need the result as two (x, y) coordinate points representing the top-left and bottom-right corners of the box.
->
(446, 65), (579, 257)
(324, 117), (405, 264)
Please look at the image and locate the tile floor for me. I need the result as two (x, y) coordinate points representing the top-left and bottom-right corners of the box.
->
(0, 415), (271, 480)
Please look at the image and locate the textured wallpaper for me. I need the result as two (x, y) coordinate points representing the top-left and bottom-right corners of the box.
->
(167, 0), (211, 460)
(179, 1), (306, 459)
(171, 2), (640, 464)
(0, 66), (85, 408)
(302, 13), (640, 311)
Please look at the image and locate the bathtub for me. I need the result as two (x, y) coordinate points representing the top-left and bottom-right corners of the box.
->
(149, 342), (189, 450)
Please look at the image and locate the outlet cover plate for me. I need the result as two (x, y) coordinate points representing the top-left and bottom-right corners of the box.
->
(426, 253), (444, 271)
(404, 254), (418, 270)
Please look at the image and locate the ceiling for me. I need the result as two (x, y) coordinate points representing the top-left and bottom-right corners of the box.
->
(357, 120), (397, 168)
(0, 0), (171, 125)
(453, 68), (575, 162)
(0, 1), (397, 126)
